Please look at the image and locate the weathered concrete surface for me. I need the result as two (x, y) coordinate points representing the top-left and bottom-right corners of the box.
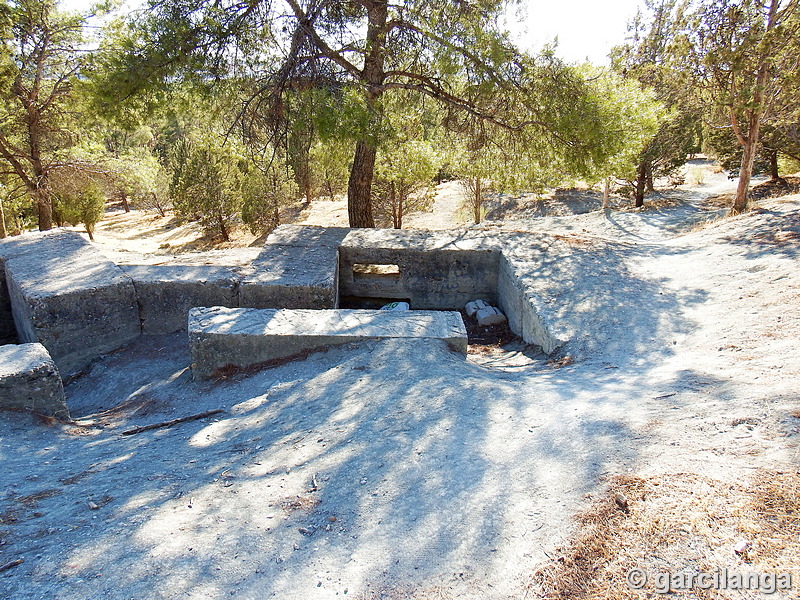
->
(339, 229), (500, 310)
(497, 254), (562, 354)
(264, 225), (350, 249)
(189, 306), (467, 378)
(0, 342), (68, 418)
(123, 265), (240, 334)
(0, 265), (17, 344)
(3, 231), (140, 376)
(239, 244), (339, 309)
(0, 235), (45, 345)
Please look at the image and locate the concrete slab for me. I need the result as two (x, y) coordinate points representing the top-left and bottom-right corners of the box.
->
(3, 231), (140, 376)
(189, 306), (467, 378)
(239, 244), (339, 309)
(0, 343), (69, 418)
(123, 265), (240, 334)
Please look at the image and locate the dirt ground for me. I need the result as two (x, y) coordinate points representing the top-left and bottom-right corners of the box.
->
(2, 160), (800, 599)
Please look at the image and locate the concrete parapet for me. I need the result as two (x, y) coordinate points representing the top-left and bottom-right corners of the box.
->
(339, 229), (500, 310)
(2, 231), (140, 376)
(239, 244), (339, 309)
(189, 306), (468, 378)
(0, 343), (69, 418)
(123, 265), (240, 334)
(497, 255), (562, 354)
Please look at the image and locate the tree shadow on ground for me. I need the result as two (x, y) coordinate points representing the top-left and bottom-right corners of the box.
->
(0, 227), (726, 599)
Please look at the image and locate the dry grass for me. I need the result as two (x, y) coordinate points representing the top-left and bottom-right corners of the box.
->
(279, 494), (320, 514)
(528, 471), (800, 599)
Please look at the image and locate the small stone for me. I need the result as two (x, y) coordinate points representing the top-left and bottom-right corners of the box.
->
(87, 501), (99, 510)
(298, 527), (313, 536)
(733, 540), (752, 554)
(328, 516), (337, 522)
(614, 493), (629, 512)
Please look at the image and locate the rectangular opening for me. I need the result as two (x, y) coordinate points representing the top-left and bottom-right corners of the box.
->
(352, 263), (401, 279)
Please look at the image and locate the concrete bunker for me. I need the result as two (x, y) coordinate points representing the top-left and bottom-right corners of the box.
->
(0, 226), (561, 402)
(335, 228), (559, 354)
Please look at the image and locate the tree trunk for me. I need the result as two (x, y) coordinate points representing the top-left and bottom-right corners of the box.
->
(645, 164), (654, 192)
(391, 182), (402, 229)
(473, 178), (482, 224)
(346, 0), (388, 229)
(304, 177), (312, 206)
(767, 148), (785, 183)
(733, 136), (758, 214)
(0, 199), (6, 238)
(86, 226), (94, 241)
(35, 187), (53, 231)
(603, 177), (611, 209)
(634, 161), (647, 208)
(217, 214), (230, 242)
(347, 140), (377, 228)
(151, 192), (165, 217)
(731, 0), (778, 214)
(121, 191), (130, 213)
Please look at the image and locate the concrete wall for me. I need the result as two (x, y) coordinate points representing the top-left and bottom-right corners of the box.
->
(0, 266), (18, 345)
(123, 265), (240, 334)
(3, 231), (140, 376)
(0, 225), (564, 390)
(239, 244), (340, 309)
(239, 226), (348, 310)
(496, 254), (561, 354)
(338, 229), (501, 310)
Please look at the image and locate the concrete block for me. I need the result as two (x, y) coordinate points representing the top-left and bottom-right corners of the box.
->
(0, 343), (69, 418)
(239, 244), (339, 309)
(465, 299), (489, 317)
(189, 306), (467, 379)
(3, 231), (140, 376)
(123, 265), (239, 334)
(476, 306), (507, 326)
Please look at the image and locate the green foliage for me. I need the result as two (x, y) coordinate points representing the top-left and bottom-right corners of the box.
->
(169, 137), (243, 241)
(373, 140), (441, 229)
(56, 183), (106, 240)
(576, 66), (664, 184)
(612, 0), (705, 197)
(309, 138), (351, 202)
(668, 0), (800, 210)
(109, 147), (172, 214)
(93, 0), (645, 227)
(0, 0), (94, 229)
(241, 161), (299, 236)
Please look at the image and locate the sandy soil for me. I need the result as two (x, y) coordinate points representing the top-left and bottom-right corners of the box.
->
(2, 161), (799, 599)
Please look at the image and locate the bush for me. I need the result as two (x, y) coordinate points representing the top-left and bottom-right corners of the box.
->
(57, 184), (106, 240)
